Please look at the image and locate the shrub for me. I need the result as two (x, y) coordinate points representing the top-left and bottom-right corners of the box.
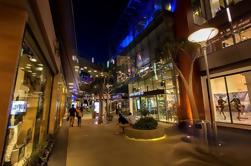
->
(133, 117), (158, 130)
(140, 109), (149, 117)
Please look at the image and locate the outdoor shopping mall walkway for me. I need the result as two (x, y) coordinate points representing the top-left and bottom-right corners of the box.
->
(48, 114), (251, 166)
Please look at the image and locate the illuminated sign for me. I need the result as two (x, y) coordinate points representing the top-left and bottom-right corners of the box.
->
(11, 101), (27, 115)
(129, 91), (144, 97)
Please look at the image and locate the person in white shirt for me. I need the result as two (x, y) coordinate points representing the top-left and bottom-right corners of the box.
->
(127, 112), (136, 125)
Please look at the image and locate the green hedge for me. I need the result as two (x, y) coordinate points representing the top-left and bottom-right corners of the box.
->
(133, 117), (158, 130)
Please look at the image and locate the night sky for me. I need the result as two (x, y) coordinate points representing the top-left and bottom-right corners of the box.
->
(73, 0), (129, 64)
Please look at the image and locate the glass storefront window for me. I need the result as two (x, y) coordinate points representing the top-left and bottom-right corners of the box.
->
(211, 71), (251, 125)
(211, 77), (232, 123)
(209, 0), (225, 18)
(226, 72), (251, 124)
(129, 62), (178, 123)
(3, 41), (52, 165)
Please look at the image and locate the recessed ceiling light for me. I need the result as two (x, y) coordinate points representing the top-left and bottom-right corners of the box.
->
(20, 67), (25, 70)
(84, 66), (87, 69)
(68, 83), (74, 86)
(26, 64), (32, 67)
(27, 70), (32, 73)
(94, 70), (97, 73)
(36, 67), (43, 71)
(26, 66), (31, 69)
(88, 70), (91, 73)
(30, 57), (37, 62)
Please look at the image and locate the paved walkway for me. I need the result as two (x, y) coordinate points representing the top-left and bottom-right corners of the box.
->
(49, 115), (251, 166)
(48, 121), (69, 166)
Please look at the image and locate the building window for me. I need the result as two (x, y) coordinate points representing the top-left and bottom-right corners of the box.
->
(3, 39), (52, 165)
(191, 0), (207, 25)
(128, 62), (178, 123)
(206, 16), (251, 54)
(211, 71), (251, 125)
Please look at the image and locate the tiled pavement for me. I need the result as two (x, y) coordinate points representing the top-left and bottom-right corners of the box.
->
(49, 115), (251, 166)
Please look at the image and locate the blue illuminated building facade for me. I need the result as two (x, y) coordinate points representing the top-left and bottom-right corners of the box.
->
(113, 0), (177, 54)
(112, 0), (179, 123)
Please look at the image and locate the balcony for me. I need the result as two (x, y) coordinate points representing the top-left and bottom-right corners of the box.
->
(207, 0), (251, 27)
(199, 38), (251, 71)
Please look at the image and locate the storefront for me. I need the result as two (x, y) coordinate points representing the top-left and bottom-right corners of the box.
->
(3, 35), (53, 165)
(202, 67), (251, 127)
(111, 93), (129, 113)
(129, 62), (179, 123)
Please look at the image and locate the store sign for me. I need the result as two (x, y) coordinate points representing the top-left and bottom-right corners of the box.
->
(11, 101), (27, 115)
(129, 91), (144, 97)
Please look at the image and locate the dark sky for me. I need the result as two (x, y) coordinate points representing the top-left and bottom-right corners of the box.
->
(73, 0), (129, 64)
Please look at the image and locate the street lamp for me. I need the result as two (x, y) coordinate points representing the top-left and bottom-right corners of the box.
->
(188, 27), (219, 144)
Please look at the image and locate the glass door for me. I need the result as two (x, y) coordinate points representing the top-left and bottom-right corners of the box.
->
(157, 94), (166, 122)
(226, 72), (251, 125)
(211, 77), (232, 123)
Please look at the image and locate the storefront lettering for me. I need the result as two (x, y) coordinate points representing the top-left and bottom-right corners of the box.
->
(129, 91), (144, 97)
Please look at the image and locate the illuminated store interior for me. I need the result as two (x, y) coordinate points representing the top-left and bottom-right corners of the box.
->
(129, 62), (178, 123)
(3, 39), (52, 165)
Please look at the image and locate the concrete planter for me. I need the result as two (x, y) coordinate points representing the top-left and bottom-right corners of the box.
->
(124, 127), (165, 140)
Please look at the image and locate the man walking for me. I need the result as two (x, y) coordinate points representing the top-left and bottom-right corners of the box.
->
(69, 104), (76, 127)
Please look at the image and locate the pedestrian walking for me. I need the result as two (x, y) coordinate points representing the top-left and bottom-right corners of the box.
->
(69, 104), (76, 127)
(76, 107), (83, 127)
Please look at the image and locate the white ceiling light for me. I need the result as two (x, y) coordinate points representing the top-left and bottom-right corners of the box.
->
(38, 64), (43, 67)
(36, 67), (43, 71)
(30, 57), (37, 62)
(68, 83), (74, 86)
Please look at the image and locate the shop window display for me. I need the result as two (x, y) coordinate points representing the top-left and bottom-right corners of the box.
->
(3, 41), (52, 165)
(129, 62), (178, 123)
(211, 71), (251, 125)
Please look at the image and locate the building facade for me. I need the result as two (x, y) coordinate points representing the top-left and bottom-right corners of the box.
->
(113, 0), (251, 130)
(188, 0), (251, 128)
(169, 0), (251, 128)
(0, 0), (76, 164)
(112, 0), (182, 123)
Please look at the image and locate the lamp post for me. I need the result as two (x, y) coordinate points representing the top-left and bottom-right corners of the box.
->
(188, 27), (219, 144)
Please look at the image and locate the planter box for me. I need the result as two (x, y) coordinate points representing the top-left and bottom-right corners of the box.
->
(124, 127), (165, 140)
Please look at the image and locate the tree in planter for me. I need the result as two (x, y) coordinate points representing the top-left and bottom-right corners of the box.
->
(162, 40), (201, 120)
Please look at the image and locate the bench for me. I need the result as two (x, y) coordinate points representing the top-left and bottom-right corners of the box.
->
(118, 123), (130, 134)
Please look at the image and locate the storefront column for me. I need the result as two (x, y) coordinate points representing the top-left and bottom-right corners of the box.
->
(174, 0), (205, 122)
(48, 74), (60, 135)
(0, 4), (27, 161)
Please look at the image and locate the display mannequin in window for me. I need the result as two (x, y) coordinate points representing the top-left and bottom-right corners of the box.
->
(217, 96), (227, 120)
(231, 95), (243, 120)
